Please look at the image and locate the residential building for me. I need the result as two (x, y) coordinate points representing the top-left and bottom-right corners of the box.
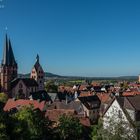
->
(103, 96), (140, 139)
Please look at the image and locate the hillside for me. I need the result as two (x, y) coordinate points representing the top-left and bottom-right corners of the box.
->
(18, 73), (138, 81)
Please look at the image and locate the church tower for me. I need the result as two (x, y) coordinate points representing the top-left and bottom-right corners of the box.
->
(30, 55), (45, 91)
(0, 34), (18, 93)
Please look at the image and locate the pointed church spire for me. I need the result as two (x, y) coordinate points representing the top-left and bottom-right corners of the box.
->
(8, 38), (17, 66)
(36, 54), (39, 63)
(2, 34), (17, 66)
(2, 34), (9, 65)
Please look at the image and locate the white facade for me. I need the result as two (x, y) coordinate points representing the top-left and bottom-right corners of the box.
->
(103, 99), (136, 139)
(139, 75), (140, 83)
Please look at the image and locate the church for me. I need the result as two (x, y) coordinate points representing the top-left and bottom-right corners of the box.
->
(0, 34), (46, 99)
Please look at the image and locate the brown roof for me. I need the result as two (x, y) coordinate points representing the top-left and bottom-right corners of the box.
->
(45, 109), (91, 127)
(4, 99), (46, 111)
(58, 86), (74, 93)
(46, 109), (75, 122)
(122, 91), (140, 96)
(79, 117), (91, 127)
(79, 91), (94, 97)
(79, 85), (88, 91)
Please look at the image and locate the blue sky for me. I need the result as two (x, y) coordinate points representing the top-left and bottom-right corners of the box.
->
(0, 0), (140, 77)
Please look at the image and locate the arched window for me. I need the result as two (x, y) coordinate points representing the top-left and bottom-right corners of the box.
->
(19, 83), (23, 88)
(18, 89), (25, 99)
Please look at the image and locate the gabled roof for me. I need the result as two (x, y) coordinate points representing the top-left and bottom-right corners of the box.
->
(30, 90), (52, 102)
(103, 96), (136, 128)
(126, 95), (140, 111)
(78, 95), (101, 110)
(52, 101), (84, 114)
(2, 34), (17, 66)
(103, 95), (140, 116)
(97, 93), (111, 104)
(11, 78), (38, 88)
(4, 99), (46, 111)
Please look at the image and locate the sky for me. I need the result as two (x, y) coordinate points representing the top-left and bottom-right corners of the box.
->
(0, 0), (140, 77)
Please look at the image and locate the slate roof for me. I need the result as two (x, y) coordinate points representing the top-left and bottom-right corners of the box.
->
(33, 54), (43, 72)
(46, 101), (84, 115)
(2, 35), (17, 67)
(30, 90), (52, 102)
(78, 95), (101, 110)
(11, 78), (38, 88)
(126, 95), (140, 111)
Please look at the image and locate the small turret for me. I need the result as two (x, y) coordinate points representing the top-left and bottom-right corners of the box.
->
(30, 54), (45, 91)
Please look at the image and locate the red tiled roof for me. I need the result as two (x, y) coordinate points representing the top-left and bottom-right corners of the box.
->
(79, 91), (94, 97)
(97, 93), (111, 103)
(91, 82), (101, 87)
(4, 99), (46, 111)
(79, 117), (91, 127)
(122, 91), (140, 96)
(58, 86), (74, 93)
(79, 85), (88, 91)
(129, 83), (140, 87)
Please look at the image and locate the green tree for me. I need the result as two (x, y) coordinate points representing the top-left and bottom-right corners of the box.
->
(45, 81), (58, 93)
(99, 108), (137, 140)
(0, 111), (9, 140)
(0, 93), (8, 103)
(58, 114), (83, 140)
(10, 106), (51, 140)
(90, 120), (103, 140)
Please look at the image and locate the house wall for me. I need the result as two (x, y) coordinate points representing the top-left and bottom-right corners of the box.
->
(12, 80), (29, 98)
(82, 104), (99, 121)
(31, 66), (44, 91)
(126, 108), (135, 121)
(12, 80), (37, 99)
(103, 99), (136, 139)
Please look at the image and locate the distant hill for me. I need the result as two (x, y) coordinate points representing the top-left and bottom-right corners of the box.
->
(18, 72), (138, 81)
(44, 72), (62, 78)
(18, 72), (62, 78)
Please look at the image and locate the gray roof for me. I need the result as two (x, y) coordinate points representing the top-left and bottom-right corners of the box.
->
(11, 78), (38, 88)
(48, 101), (84, 114)
(33, 54), (43, 72)
(48, 93), (57, 101)
(126, 95), (140, 111)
